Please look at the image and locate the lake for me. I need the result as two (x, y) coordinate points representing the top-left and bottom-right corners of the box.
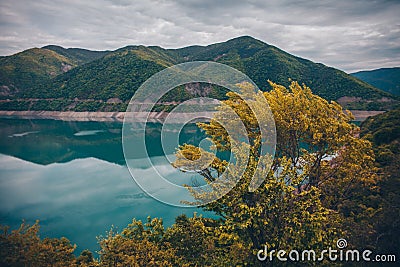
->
(0, 118), (212, 254)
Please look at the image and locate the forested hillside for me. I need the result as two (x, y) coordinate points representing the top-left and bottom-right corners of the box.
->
(360, 107), (400, 254)
(352, 67), (400, 96)
(2, 82), (398, 266)
(0, 36), (398, 111)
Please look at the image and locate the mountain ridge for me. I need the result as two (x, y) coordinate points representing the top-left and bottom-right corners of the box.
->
(0, 36), (398, 112)
(351, 67), (400, 96)
(42, 45), (110, 65)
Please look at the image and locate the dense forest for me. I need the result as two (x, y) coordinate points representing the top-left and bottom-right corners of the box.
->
(1, 36), (398, 112)
(1, 81), (398, 266)
(352, 67), (400, 96)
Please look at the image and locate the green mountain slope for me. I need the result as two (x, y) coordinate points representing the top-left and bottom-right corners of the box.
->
(27, 46), (225, 109)
(33, 48), (168, 101)
(352, 67), (400, 96)
(174, 36), (394, 103)
(0, 48), (75, 96)
(0, 46), (110, 99)
(0, 36), (398, 111)
(360, 108), (400, 253)
(42, 45), (110, 65)
(361, 107), (400, 147)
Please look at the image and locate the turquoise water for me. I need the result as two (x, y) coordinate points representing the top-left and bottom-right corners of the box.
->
(0, 118), (211, 254)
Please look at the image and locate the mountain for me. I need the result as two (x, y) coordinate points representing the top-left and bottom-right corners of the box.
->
(174, 36), (394, 104)
(0, 36), (398, 112)
(42, 45), (110, 65)
(352, 67), (400, 96)
(0, 46), (109, 98)
(0, 48), (74, 96)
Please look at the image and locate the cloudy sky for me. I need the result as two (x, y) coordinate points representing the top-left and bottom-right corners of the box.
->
(0, 0), (399, 72)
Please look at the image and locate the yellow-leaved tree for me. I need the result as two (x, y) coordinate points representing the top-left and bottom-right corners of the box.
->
(0, 221), (77, 267)
(173, 81), (379, 264)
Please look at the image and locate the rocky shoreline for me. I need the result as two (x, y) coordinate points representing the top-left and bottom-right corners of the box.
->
(0, 111), (126, 122)
(0, 110), (385, 122)
(0, 110), (217, 122)
(345, 110), (385, 121)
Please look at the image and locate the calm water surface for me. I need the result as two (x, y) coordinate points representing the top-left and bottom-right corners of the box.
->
(0, 118), (212, 254)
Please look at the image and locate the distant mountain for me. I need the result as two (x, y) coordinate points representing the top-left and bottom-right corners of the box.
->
(352, 67), (400, 96)
(42, 45), (110, 65)
(0, 36), (398, 112)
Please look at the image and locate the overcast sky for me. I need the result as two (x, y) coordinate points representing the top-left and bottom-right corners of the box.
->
(0, 0), (399, 72)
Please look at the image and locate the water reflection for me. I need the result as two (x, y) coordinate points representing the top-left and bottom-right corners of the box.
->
(0, 118), (212, 254)
(0, 118), (205, 165)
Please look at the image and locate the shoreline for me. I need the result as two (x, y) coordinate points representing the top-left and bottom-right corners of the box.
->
(0, 110), (216, 122)
(0, 111), (126, 122)
(345, 110), (385, 121)
(0, 110), (385, 122)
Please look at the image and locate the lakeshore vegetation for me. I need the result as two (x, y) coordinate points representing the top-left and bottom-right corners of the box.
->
(1, 81), (398, 266)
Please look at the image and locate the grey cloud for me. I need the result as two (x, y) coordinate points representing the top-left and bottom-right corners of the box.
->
(0, 0), (399, 72)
